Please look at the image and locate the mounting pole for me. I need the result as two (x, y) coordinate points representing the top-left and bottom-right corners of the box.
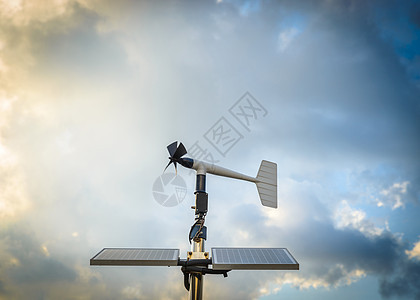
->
(189, 174), (208, 300)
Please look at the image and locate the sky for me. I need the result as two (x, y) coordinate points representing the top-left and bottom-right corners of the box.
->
(0, 0), (419, 299)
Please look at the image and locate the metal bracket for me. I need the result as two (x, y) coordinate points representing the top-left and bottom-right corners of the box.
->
(189, 224), (207, 243)
(187, 251), (209, 260)
(177, 258), (230, 291)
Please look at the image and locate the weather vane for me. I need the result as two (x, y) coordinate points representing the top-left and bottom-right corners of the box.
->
(91, 141), (299, 300)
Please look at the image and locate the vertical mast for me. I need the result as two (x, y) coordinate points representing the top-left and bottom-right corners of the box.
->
(189, 174), (208, 300)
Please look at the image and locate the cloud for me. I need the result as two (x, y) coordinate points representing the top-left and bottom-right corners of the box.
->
(334, 200), (384, 237)
(121, 284), (143, 300)
(347, 167), (418, 210)
(406, 239), (420, 260)
(379, 260), (420, 300)
(0, 226), (76, 295)
(0, 94), (30, 220)
(262, 265), (366, 295)
(277, 27), (300, 52)
(379, 181), (410, 209)
(0, 0), (75, 26)
(247, 177), (419, 298)
(0, 0), (419, 299)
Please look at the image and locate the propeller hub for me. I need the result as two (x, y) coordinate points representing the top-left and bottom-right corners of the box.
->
(164, 141), (188, 173)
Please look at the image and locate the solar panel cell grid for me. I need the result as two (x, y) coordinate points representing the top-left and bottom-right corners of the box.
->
(90, 248), (179, 266)
(211, 247), (299, 270)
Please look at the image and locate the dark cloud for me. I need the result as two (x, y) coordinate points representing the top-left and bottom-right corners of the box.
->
(10, 258), (76, 284)
(412, 6), (420, 28)
(379, 259), (420, 300)
(210, 181), (419, 298)
(250, 213), (399, 274)
(0, 226), (76, 292)
(0, 280), (7, 295)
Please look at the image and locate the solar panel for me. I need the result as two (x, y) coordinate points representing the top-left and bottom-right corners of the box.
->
(90, 248), (179, 266)
(211, 248), (299, 270)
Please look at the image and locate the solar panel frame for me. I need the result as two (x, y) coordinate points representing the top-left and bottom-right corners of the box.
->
(90, 248), (180, 266)
(211, 247), (299, 270)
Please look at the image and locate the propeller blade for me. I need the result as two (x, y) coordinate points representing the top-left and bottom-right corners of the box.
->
(174, 162), (177, 175)
(167, 141), (178, 157)
(164, 160), (172, 172)
(173, 142), (187, 159)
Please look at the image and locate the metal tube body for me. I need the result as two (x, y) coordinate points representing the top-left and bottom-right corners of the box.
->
(195, 174), (206, 193)
(189, 174), (206, 300)
(189, 239), (204, 300)
(192, 160), (257, 183)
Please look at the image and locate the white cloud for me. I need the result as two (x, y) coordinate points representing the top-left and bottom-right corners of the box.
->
(122, 284), (143, 300)
(55, 129), (75, 155)
(287, 265), (366, 289)
(378, 181), (410, 210)
(405, 238), (420, 260)
(277, 27), (300, 52)
(0, 95), (26, 219)
(0, 56), (8, 73)
(258, 265), (366, 298)
(0, 0), (23, 16)
(0, 146), (30, 219)
(334, 200), (384, 237)
(0, 0), (74, 26)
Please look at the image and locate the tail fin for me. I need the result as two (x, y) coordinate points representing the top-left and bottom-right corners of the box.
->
(256, 160), (277, 208)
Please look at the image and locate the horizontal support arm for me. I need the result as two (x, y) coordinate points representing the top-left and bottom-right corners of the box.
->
(192, 160), (257, 183)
